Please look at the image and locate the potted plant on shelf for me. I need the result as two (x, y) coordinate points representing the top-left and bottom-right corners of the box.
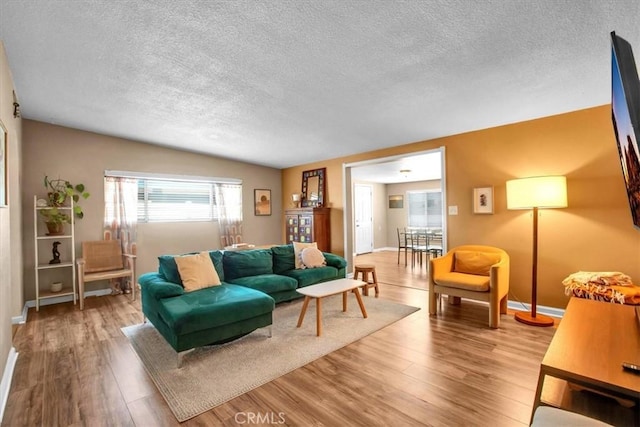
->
(43, 175), (90, 218)
(39, 207), (71, 236)
(40, 176), (90, 235)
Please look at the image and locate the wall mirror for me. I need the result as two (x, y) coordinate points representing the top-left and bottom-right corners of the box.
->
(301, 167), (326, 207)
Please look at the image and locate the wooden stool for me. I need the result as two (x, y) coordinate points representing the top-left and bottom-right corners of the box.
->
(353, 264), (379, 297)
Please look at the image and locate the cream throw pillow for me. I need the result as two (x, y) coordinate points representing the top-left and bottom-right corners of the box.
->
(175, 251), (221, 292)
(293, 241), (317, 269)
(454, 251), (502, 276)
(301, 247), (326, 268)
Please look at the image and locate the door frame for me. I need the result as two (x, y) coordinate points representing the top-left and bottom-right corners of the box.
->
(342, 147), (447, 274)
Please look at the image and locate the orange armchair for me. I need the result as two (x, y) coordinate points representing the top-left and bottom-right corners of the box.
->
(429, 245), (510, 328)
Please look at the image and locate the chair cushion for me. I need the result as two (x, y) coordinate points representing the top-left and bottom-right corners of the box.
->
(454, 251), (501, 276)
(174, 251), (221, 292)
(434, 272), (490, 291)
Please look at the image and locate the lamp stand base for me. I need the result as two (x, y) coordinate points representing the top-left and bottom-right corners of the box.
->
(514, 311), (554, 327)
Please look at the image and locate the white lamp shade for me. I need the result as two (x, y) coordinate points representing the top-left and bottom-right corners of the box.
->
(291, 193), (300, 202)
(506, 176), (567, 209)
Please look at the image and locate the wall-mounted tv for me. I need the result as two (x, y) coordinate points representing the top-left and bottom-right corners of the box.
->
(611, 31), (640, 230)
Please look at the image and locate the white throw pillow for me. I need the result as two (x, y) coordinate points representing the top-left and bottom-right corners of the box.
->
(293, 241), (317, 269)
(301, 247), (326, 269)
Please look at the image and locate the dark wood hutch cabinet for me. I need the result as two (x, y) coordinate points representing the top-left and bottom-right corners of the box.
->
(285, 207), (331, 252)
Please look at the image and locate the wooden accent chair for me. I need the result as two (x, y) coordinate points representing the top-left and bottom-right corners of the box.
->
(429, 245), (509, 328)
(77, 240), (136, 310)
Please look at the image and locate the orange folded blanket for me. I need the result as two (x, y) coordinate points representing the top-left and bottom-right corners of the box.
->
(562, 271), (640, 305)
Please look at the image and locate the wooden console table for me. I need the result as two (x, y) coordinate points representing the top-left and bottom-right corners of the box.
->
(531, 297), (640, 424)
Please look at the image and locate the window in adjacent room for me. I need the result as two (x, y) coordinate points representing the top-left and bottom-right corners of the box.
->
(407, 190), (442, 228)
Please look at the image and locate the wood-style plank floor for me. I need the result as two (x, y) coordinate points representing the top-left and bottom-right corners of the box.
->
(4, 250), (558, 426)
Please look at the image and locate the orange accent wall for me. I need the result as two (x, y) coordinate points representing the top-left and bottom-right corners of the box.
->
(282, 105), (640, 309)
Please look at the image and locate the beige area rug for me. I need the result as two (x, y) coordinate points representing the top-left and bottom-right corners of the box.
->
(121, 294), (419, 421)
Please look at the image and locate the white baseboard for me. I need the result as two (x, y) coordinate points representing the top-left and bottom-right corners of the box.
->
(508, 301), (565, 319)
(10, 304), (28, 325)
(11, 288), (114, 324)
(0, 347), (18, 423)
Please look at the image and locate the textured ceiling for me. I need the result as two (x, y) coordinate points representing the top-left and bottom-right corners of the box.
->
(1, 1), (639, 169)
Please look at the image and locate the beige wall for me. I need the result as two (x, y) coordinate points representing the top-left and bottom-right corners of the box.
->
(282, 106), (640, 309)
(1, 41), (23, 388)
(22, 120), (283, 301)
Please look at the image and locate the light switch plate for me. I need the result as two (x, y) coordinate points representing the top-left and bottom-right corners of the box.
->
(448, 205), (458, 215)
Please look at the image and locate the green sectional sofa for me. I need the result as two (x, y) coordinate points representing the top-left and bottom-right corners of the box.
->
(138, 244), (347, 355)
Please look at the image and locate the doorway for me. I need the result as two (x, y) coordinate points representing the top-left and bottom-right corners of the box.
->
(343, 147), (447, 276)
(354, 184), (373, 255)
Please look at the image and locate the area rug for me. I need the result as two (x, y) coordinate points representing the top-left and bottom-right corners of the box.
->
(121, 294), (419, 421)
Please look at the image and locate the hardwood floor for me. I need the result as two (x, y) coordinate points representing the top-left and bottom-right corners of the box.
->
(4, 250), (558, 426)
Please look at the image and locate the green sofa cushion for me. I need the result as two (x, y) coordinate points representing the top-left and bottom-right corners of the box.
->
(158, 284), (274, 335)
(158, 250), (225, 285)
(158, 254), (192, 284)
(283, 266), (340, 288)
(230, 274), (298, 294)
(139, 272), (185, 299)
(208, 250), (225, 282)
(323, 252), (347, 269)
(271, 244), (295, 274)
(223, 249), (273, 280)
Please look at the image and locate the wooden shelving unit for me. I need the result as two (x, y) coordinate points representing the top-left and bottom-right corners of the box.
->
(33, 195), (77, 311)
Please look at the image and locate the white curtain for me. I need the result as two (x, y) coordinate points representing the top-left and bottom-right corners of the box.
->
(104, 176), (138, 294)
(213, 183), (243, 248)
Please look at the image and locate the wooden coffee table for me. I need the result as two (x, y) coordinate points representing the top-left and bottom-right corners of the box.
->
(296, 278), (368, 336)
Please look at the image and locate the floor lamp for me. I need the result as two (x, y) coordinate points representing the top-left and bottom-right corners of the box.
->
(506, 176), (567, 327)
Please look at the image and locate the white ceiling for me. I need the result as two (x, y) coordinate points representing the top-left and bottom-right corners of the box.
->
(351, 151), (441, 183)
(1, 1), (638, 170)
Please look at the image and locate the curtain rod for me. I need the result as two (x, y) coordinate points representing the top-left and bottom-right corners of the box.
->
(105, 170), (242, 185)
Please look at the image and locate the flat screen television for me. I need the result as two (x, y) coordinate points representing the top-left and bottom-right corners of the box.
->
(611, 31), (640, 230)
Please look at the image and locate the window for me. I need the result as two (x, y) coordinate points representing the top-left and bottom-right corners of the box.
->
(407, 190), (442, 228)
(105, 171), (242, 223)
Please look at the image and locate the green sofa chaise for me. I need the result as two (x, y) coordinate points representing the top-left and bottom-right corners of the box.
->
(138, 244), (347, 359)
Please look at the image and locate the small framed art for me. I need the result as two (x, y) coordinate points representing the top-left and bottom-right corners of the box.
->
(388, 195), (403, 209)
(254, 189), (271, 216)
(473, 187), (493, 214)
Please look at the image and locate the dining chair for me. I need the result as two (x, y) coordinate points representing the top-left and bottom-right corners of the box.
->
(426, 229), (443, 259)
(396, 228), (410, 266)
(409, 229), (428, 268)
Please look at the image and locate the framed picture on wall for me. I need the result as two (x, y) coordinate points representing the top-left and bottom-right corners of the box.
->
(0, 120), (7, 207)
(254, 189), (271, 216)
(473, 186), (493, 214)
(388, 195), (403, 208)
